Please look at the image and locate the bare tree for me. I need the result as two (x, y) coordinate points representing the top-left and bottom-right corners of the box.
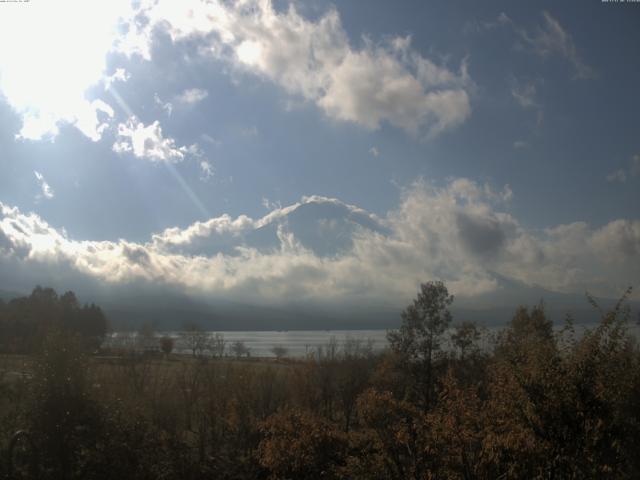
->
(231, 340), (250, 358)
(208, 332), (226, 358)
(137, 321), (157, 353)
(181, 322), (210, 357)
(343, 336), (374, 360)
(159, 335), (175, 356)
(315, 336), (339, 361)
(271, 345), (288, 360)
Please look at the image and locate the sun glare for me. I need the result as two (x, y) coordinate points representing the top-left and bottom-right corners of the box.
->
(0, 0), (130, 140)
(237, 40), (263, 67)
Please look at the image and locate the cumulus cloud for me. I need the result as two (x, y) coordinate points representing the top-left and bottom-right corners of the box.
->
(151, 213), (255, 253)
(104, 68), (130, 89)
(1, 179), (638, 309)
(176, 88), (209, 105)
(75, 99), (116, 141)
(113, 116), (198, 163)
(117, 0), (472, 138)
(34, 171), (55, 201)
(112, 117), (213, 176)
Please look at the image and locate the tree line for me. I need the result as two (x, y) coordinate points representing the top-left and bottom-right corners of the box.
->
(0, 286), (108, 353)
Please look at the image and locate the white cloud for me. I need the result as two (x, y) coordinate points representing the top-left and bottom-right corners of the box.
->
(118, 0), (472, 138)
(104, 68), (130, 89)
(262, 197), (282, 211)
(590, 220), (640, 261)
(113, 116), (196, 163)
(112, 120), (214, 177)
(175, 88), (209, 105)
(34, 171), (54, 201)
(201, 133), (221, 146)
(74, 99), (115, 141)
(199, 160), (215, 180)
(511, 80), (538, 109)
(513, 140), (529, 149)
(509, 76), (544, 133)
(607, 169), (627, 184)
(606, 153), (640, 183)
(369, 147), (379, 157)
(465, 11), (512, 33)
(516, 11), (594, 80)
(241, 126), (259, 137)
(151, 213), (255, 251)
(154, 93), (173, 116)
(1, 179), (638, 308)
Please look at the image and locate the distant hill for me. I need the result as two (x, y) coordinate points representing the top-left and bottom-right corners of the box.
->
(5, 278), (637, 332)
(99, 283), (640, 332)
(453, 274), (640, 326)
(101, 294), (400, 332)
(0, 289), (23, 302)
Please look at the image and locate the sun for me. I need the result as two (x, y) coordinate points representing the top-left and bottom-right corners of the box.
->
(0, 0), (131, 140)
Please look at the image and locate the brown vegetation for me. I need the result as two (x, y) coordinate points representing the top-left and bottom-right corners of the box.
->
(0, 283), (639, 479)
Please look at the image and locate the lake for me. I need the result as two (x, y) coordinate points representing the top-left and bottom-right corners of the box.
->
(106, 329), (389, 357)
(105, 322), (640, 358)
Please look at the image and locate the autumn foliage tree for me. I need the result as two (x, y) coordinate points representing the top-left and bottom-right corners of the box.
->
(258, 409), (349, 480)
(484, 292), (640, 478)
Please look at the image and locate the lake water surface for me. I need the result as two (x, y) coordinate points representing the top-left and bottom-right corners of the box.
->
(108, 329), (389, 357)
(107, 323), (640, 358)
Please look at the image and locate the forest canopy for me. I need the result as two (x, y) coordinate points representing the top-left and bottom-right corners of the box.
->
(0, 286), (108, 353)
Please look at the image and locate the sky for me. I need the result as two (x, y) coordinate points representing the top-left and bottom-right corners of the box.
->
(0, 0), (639, 318)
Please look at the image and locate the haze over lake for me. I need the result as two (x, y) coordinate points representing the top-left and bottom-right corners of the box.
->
(106, 323), (640, 358)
